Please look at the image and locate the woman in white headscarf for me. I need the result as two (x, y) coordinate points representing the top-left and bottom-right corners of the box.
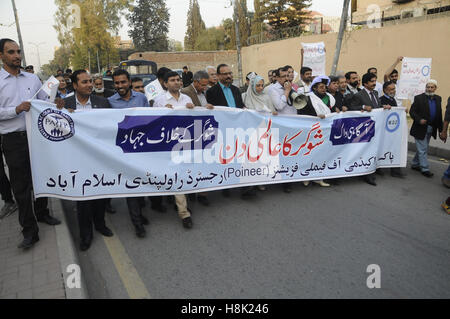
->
(243, 74), (277, 191)
(244, 74), (278, 115)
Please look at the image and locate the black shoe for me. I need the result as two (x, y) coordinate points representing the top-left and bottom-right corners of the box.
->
(96, 226), (114, 237)
(141, 215), (149, 225)
(79, 238), (92, 251)
(138, 197), (146, 208)
(37, 215), (61, 226)
(376, 169), (385, 176)
(364, 176), (377, 186)
(222, 189), (231, 197)
(105, 202), (116, 214)
(411, 166), (421, 172)
(135, 225), (146, 238)
(151, 204), (167, 213)
(283, 185), (292, 193)
(391, 169), (405, 178)
(197, 195), (210, 206)
(18, 235), (39, 249)
(241, 190), (256, 200)
(422, 171), (434, 178)
(182, 217), (193, 229)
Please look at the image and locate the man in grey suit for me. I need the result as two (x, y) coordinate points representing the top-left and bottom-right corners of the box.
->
(181, 70), (213, 109)
(350, 72), (392, 186)
(181, 70), (214, 206)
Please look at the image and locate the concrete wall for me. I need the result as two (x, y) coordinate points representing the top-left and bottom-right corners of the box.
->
(128, 50), (238, 75)
(241, 13), (450, 107)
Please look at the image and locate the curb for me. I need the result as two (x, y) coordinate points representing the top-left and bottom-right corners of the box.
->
(408, 141), (450, 160)
(50, 198), (89, 299)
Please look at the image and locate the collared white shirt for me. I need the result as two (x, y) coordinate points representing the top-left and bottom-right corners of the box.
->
(346, 84), (359, 95)
(191, 84), (207, 107)
(394, 82), (403, 107)
(153, 90), (193, 109)
(0, 68), (48, 134)
(297, 80), (312, 95)
(75, 94), (92, 111)
(267, 82), (296, 115)
(375, 81), (383, 96)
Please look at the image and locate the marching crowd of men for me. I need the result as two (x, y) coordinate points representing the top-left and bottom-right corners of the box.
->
(1, 38), (449, 252)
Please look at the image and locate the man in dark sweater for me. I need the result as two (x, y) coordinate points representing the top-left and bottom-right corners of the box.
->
(409, 80), (444, 178)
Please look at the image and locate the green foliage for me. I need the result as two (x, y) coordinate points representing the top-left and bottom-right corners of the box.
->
(40, 46), (71, 78)
(251, 0), (265, 36)
(168, 39), (184, 52)
(184, 0), (206, 51)
(222, 18), (235, 50)
(236, 0), (251, 47)
(194, 27), (227, 51)
(127, 0), (170, 52)
(260, 0), (311, 30)
(53, 0), (130, 71)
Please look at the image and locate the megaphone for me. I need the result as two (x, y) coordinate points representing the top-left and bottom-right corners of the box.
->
(289, 91), (308, 110)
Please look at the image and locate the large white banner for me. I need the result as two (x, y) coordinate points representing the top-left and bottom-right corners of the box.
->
(301, 42), (326, 76)
(397, 57), (432, 101)
(26, 101), (408, 201)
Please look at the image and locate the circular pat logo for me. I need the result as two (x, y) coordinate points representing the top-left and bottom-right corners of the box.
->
(38, 108), (75, 142)
(386, 112), (400, 133)
(421, 65), (431, 77)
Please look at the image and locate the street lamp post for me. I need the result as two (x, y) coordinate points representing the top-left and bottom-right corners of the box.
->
(29, 42), (45, 72)
(11, 0), (26, 66)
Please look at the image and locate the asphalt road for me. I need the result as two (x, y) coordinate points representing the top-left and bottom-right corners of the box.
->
(62, 153), (450, 299)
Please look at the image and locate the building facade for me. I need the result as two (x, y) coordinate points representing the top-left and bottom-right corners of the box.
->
(352, 0), (450, 24)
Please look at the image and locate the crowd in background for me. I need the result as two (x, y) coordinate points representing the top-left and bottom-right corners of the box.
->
(1, 38), (449, 253)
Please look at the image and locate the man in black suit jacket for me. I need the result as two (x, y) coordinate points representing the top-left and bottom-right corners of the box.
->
(350, 73), (392, 186)
(206, 64), (245, 108)
(61, 70), (113, 251)
(349, 73), (389, 112)
(380, 81), (398, 107)
(63, 73), (112, 111)
(379, 81), (406, 178)
(206, 64), (252, 198)
(410, 80), (444, 178)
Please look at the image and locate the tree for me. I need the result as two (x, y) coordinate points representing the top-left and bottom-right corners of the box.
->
(251, 0), (265, 36)
(127, 0), (170, 52)
(222, 18), (235, 50)
(235, 0), (251, 47)
(41, 46), (71, 78)
(54, 0), (130, 71)
(184, 0), (206, 51)
(260, 0), (311, 30)
(168, 39), (184, 52)
(194, 26), (227, 51)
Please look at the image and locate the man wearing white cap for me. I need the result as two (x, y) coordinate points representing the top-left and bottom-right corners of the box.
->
(409, 79), (445, 177)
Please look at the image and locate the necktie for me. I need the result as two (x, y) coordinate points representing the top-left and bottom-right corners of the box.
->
(370, 92), (378, 107)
